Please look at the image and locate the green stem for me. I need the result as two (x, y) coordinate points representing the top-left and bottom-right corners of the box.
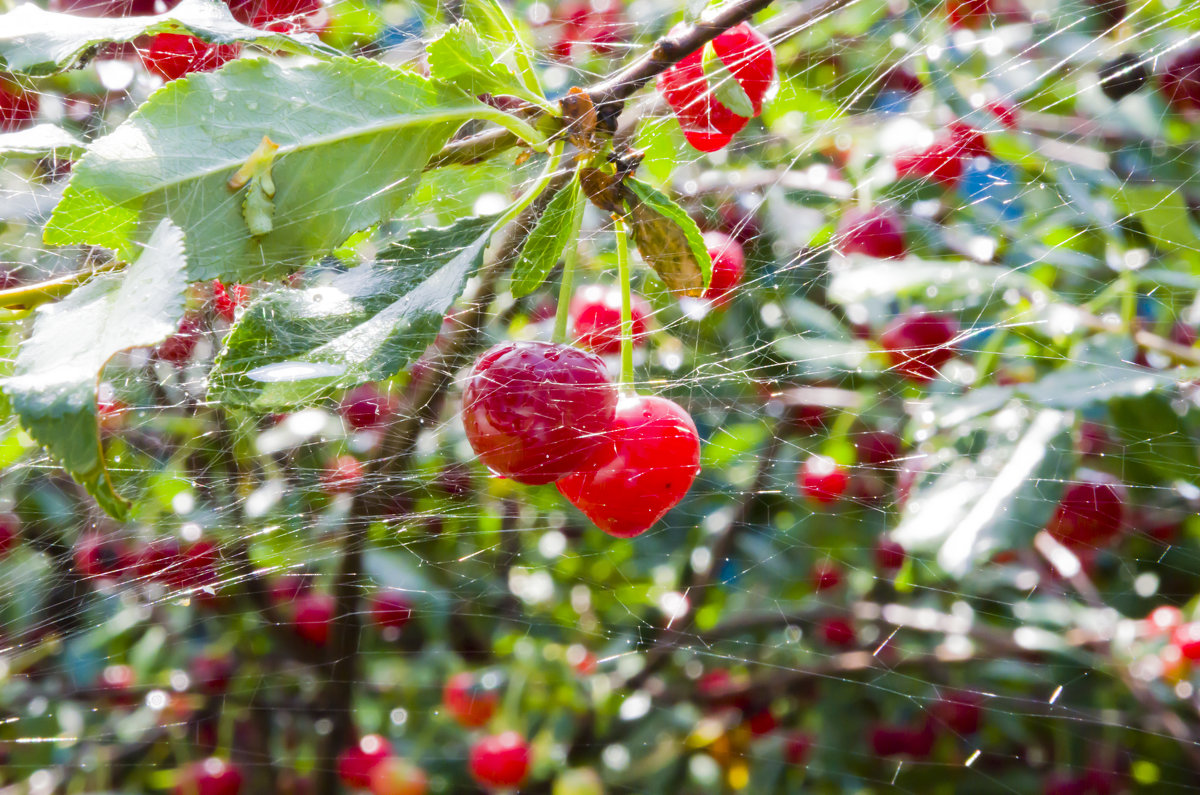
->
(614, 216), (635, 394)
(473, 106), (551, 152)
(552, 180), (585, 344)
(0, 261), (126, 309)
(495, 140), (565, 231)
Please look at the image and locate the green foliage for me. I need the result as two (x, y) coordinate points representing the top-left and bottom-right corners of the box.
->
(2, 220), (186, 517)
(45, 57), (486, 282)
(210, 215), (498, 408)
(511, 174), (583, 297)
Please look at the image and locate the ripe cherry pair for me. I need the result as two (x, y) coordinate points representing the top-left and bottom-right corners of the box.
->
(462, 341), (700, 537)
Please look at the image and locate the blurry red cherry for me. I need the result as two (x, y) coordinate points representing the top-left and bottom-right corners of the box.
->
(1171, 622), (1200, 661)
(836, 207), (907, 259)
(875, 538), (907, 572)
(191, 654), (235, 693)
(946, 0), (995, 28)
(658, 22), (775, 151)
(745, 708), (777, 735)
(337, 734), (393, 788)
(157, 315), (204, 366)
(1161, 46), (1200, 112)
(443, 671), (499, 728)
(557, 395), (701, 538)
(934, 690), (982, 734)
(139, 34), (240, 82)
(1045, 476), (1126, 550)
(292, 593), (335, 647)
(570, 284), (651, 355)
(227, 0), (324, 32)
(856, 430), (902, 470)
(1147, 605), (1184, 635)
(784, 731), (812, 765)
(462, 341), (618, 485)
(798, 455), (849, 505)
(322, 455), (364, 494)
(701, 231), (746, 305)
(0, 75), (38, 132)
(820, 617), (856, 648)
(369, 590), (413, 631)
(811, 561), (842, 591)
(75, 533), (132, 579)
(0, 513), (19, 559)
(895, 140), (965, 188)
(175, 757), (243, 795)
(469, 732), (531, 790)
(879, 312), (959, 382)
(212, 280), (250, 322)
(340, 385), (395, 430)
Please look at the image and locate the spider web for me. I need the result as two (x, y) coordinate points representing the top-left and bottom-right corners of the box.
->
(0, 0), (1199, 792)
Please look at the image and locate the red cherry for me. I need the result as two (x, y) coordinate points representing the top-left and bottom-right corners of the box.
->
(75, 533), (132, 580)
(797, 455), (849, 505)
(212, 280), (250, 322)
(1045, 477), (1126, 550)
(895, 140), (965, 188)
(0, 513), (19, 559)
(1161, 47), (1200, 112)
(340, 385), (395, 430)
(0, 75), (38, 133)
(175, 757), (243, 795)
(875, 538), (907, 572)
(855, 430), (902, 470)
(337, 735), (393, 788)
(784, 732), (812, 765)
(136, 539), (184, 583)
(987, 100), (1019, 130)
(879, 312), (959, 382)
(657, 22), (775, 152)
(810, 561), (842, 591)
(443, 671), (499, 728)
(948, 122), (990, 159)
(870, 721), (934, 758)
(139, 34), (240, 82)
(462, 341), (618, 485)
(557, 395), (701, 538)
(322, 455), (364, 494)
(934, 690), (982, 734)
(227, 0), (324, 32)
(745, 708), (777, 735)
(369, 757), (428, 795)
(835, 208), (907, 259)
(820, 617), (856, 648)
(946, 0), (995, 28)
(369, 590), (413, 631)
(570, 284), (651, 355)
(268, 572), (313, 605)
(469, 732), (531, 790)
(1172, 622), (1200, 661)
(178, 541), (220, 589)
(882, 67), (924, 96)
(1147, 605), (1184, 635)
(191, 654), (235, 693)
(157, 315), (204, 366)
(292, 593), (335, 647)
(701, 231), (746, 305)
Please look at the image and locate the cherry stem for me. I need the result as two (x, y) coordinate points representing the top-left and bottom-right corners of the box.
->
(613, 215), (635, 394)
(552, 189), (581, 345)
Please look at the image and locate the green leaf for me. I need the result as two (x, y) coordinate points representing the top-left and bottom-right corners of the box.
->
(623, 177), (712, 296)
(1019, 362), (1186, 409)
(464, 0), (542, 97)
(892, 408), (1072, 578)
(427, 20), (534, 101)
(46, 57), (488, 283)
(0, 123), (84, 156)
(2, 220), (188, 519)
(1108, 392), (1200, 483)
(209, 215), (499, 409)
(511, 174), (583, 298)
(0, 0), (336, 76)
(827, 258), (1027, 304)
(701, 40), (755, 118)
(1111, 185), (1200, 255)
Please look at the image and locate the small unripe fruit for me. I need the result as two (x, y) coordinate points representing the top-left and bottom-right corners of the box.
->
(369, 757), (428, 795)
